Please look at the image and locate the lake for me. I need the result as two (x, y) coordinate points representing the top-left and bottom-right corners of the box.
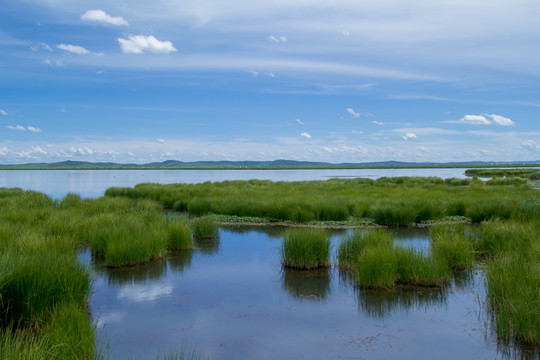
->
(83, 226), (531, 360)
(0, 168), (467, 199)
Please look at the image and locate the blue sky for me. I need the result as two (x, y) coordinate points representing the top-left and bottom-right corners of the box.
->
(1, 0), (540, 164)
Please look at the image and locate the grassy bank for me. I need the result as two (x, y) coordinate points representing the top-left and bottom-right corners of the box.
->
(106, 177), (538, 226)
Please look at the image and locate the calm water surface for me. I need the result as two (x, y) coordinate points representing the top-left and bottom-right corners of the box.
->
(0, 168), (467, 199)
(85, 226), (524, 360)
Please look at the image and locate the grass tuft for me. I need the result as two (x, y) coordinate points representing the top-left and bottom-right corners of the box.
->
(281, 228), (331, 269)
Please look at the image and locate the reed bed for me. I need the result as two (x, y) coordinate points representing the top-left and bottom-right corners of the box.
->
(281, 228), (331, 269)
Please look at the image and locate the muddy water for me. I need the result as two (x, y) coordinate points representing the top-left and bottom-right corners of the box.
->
(87, 227), (517, 359)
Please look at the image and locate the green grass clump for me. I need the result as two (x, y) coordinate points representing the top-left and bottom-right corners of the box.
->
(395, 248), (450, 287)
(431, 226), (475, 271)
(168, 217), (194, 250)
(338, 229), (392, 270)
(281, 228), (331, 269)
(355, 247), (398, 289)
(354, 246), (450, 290)
(0, 252), (90, 327)
(192, 216), (219, 239)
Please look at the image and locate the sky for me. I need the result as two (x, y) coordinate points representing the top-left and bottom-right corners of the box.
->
(1, 0), (540, 164)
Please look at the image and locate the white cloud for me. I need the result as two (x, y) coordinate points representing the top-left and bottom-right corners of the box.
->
(43, 59), (64, 66)
(250, 70), (259, 77)
(402, 133), (417, 140)
(296, 118), (304, 125)
(459, 114), (491, 125)
(118, 35), (177, 54)
(6, 125), (42, 132)
(0, 109), (7, 116)
(521, 140), (539, 151)
(81, 9), (129, 26)
(342, 30), (350, 36)
(27, 126), (42, 133)
(346, 108), (361, 118)
(157, 138), (165, 144)
(489, 114), (515, 126)
(268, 35), (287, 43)
(372, 120), (384, 125)
(264, 72), (275, 78)
(31, 43), (53, 52)
(0, 146), (8, 156)
(6, 125), (26, 131)
(56, 44), (90, 55)
(300, 132), (312, 139)
(457, 114), (515, 126)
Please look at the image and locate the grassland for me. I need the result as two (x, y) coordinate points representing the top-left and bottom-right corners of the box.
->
(0, 175), (538, 357)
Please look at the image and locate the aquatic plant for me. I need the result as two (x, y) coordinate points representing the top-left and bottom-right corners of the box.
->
(167, 217), (194, 250)
(430, 225), (475, 271)
(281, 228), (331, 269)
(338, 229), (392, 270)
(192, 216), (219, 239)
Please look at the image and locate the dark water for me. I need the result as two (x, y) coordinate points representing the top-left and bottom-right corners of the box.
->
(85, 226), (525, 360)
(0, 168), (467, 199)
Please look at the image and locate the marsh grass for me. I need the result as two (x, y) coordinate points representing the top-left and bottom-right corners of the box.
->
(105, 177), (537, 225)
(338, 229), (392, 270)
(281, 228), (331, 269)
(431, 226), (475, 271)
(192, 216), (219, 239)
(0, 252), (90, 327)
(167, 217), (194, 250)
(355, 247), (450, 289)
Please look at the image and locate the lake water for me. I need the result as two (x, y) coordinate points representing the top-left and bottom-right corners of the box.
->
(0, 168), (467, 199)
(84, 226), (529, 360)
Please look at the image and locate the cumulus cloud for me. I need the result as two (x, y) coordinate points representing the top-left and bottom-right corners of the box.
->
(118, 35), (177, 54)
(521, 140), (539, 151)
(458, 114), (515, 126)
(157, 138), (165, 144)
(489, 114), (515, 126)
(264, 72), (275, 78)
(402, 133), (417, 140)
(81, 9), (129, 26)
(300, 132), (312, 139)
(56, 44), (90, 55)
(0, 109), (7, 116)
(296, 118), (304, 125)
(372, 120), (384, 126)
(0, 146), (8, 156)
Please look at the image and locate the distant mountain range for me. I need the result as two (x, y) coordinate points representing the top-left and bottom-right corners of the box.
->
(0, 159), (539, 169)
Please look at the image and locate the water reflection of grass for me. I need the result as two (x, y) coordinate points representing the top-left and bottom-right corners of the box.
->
(356, 287), (448, 320)
(282, 268), (331, 301)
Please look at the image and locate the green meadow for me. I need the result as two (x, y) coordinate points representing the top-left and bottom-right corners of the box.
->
(0, 175), (538, 357)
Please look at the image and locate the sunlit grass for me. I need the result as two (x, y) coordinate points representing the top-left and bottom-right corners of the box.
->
(281, 228), (331, 269)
